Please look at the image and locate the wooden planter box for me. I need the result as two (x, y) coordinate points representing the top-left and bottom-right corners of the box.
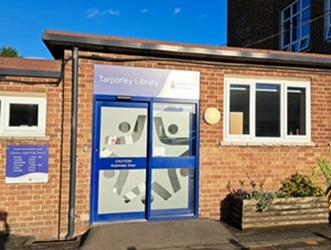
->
(231, 195), (329, 230)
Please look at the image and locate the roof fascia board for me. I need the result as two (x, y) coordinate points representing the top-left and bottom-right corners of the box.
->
(0, 68), (61, 78)
(42, 32), (331, 68)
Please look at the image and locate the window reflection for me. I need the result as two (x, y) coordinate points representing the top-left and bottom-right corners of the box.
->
(153, 103), (195, 157)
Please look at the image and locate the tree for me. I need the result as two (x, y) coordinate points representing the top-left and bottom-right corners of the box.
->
(0, 46), (20, 58)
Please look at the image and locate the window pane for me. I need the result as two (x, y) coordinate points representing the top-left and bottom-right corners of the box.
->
(302, 0), (310, 8)
(292, 27), (298, 42)
(292, 1), (299, 14)
(284, 21), (291, 45)
(302, 9), (310, 39)
(293, 43), (300, 51)
(300, 38), (309, 50)
(230, 85), (250, 134)
(326, 1), (331, 40)
(153, 103), (196, 157)
(292, 15), (299, 41)
(256, 84), (280, 137)
(302, 9), (310, 24)
(9, 104), (38, 127)
(302, 23), (310, 37)
(287, 87), (306, 135)
(284, 7), (291, 19)
(281, 0), (310, 51)
(327, 26), (331, 39)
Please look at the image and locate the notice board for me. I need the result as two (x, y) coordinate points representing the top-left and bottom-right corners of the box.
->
(6, 145), (49, 184)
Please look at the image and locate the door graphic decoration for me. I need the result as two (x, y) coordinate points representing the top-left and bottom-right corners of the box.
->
(92, 101), (196, 222)
(97, 103), (147, 216)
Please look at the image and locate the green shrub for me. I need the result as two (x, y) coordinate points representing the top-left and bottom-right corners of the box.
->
(314, 153), (331, 188)
(279, 172), (324, 197)
(252, 191), (277, 212)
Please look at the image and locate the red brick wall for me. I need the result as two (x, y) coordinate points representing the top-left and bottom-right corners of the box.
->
(0, 69), (64, 239)
(64, 51), (331, 231)
(2, 50), (331, 240)
(199, 66), (331, 219)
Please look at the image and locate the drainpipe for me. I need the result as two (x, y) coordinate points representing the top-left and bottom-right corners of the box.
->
(66, 47), (79, 240)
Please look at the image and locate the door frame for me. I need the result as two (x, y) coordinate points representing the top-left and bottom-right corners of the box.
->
(90, 95), (200, 224)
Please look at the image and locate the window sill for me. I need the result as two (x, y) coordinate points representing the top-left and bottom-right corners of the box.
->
(220, 141), (315, 147)
(0, 135), (50, 142)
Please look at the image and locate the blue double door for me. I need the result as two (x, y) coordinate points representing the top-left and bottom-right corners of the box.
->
(91, 99), (199, 223)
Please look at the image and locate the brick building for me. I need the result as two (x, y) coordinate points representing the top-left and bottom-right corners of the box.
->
(1, 30), (331, 240)
(227, 0), (331, 53)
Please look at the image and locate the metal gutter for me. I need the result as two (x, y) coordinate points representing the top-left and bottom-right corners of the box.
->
(65, 47), (78, 240)
(0, 68), (61, 78)
(42, 31), (331, 68)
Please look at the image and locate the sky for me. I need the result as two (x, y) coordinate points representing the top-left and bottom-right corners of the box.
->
(0, 1), (228, 59)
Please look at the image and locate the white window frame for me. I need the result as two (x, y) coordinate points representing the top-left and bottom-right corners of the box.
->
(325, 0), (331, 40)
(223, 77), (311, 143)
(0, 96), (46, 137)
(281, 0), (310, 52)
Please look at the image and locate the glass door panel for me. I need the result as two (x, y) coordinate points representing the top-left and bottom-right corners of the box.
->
(150, 102), (197, 219)
(98, 169), (146, 214)
(99, 106), (147, 158)
(92, 101), (148, 222)
(152, 103), (196, 157)
(150, 168), (195, 217)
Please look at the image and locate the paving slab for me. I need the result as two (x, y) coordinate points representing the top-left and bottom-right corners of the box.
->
(79, 219), (237, 250)
(224, 222), (331, 249)
(2, 219), (331, 249)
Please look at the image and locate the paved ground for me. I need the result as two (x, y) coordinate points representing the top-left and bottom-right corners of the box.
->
(1, 219), (331, 249)
(80, 219), (236, 250)
(225, 222), (331, 250)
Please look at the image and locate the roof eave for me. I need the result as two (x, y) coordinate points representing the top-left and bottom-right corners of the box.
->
(0, 68), (61, 78)
(42, 32), (331, 69)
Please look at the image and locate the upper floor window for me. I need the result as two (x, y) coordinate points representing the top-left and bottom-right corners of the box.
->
(0, 96), (46, 137)
(224, 77), (311, 143)
(281, 0), (310, 52)
(325, 0), (331, 40)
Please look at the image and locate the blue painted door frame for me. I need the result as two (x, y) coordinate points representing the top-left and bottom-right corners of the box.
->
(90, 95), (200, 224)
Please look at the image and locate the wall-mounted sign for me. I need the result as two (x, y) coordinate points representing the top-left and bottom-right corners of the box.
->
(94, 65), (200, 99)
(6, 145), (49, 184)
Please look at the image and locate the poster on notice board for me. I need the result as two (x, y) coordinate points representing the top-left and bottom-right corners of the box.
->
(6, 145), (49, 184)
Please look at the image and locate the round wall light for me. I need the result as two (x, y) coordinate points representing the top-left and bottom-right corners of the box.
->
(204, 107), (221, 125)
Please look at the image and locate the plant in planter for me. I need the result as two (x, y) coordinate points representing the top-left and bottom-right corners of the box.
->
(228, 171), (329, 229)
(279, 172), (325, 197)
(313, 151), (331, 212)
(314, 156), (331, 187)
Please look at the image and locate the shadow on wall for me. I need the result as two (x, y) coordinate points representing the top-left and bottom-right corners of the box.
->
(0, 211), (10, 250)
(220, 195), (235, 226)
